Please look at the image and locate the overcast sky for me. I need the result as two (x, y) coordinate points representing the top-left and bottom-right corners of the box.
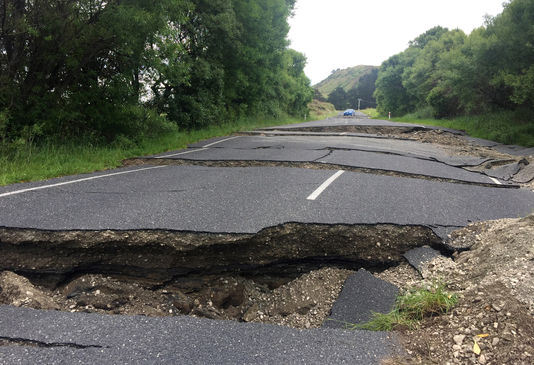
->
(288, 0), (507, 84)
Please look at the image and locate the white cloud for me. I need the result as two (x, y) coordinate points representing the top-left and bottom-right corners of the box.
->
(288, 0), (506, 84)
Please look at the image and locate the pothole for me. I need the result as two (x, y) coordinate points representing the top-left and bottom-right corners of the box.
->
(0, 224), (445, 328)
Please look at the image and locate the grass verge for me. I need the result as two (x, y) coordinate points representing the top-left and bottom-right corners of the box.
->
(0, 115), (312, 186)
(361, 108), (534, 147)
(348, 282), (458, 331)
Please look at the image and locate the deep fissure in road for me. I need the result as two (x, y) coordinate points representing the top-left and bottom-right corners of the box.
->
(0, 224), (445, 328)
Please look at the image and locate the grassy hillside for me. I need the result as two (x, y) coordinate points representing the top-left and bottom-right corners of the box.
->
(314, 65), (378, 97)
(308, 100), (338, 118)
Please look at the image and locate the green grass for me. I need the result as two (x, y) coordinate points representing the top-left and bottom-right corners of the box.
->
(361, 108), (534, 147)
(0, 115), (307, 186)
(346, 282), (458, 331)
(360, 108), (380, 118)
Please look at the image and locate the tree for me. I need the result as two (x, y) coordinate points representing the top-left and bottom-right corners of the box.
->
(346, 69), (378, 109)
(486, 0), (534, 109)
(0, 0), (311, 142)
(328, 87), (349, 110)
(374, 48), (419, 115)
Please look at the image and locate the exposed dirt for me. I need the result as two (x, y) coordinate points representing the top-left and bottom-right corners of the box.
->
(0, 224), (439, 286)
(0, 224), (438, 327)
(0, 267), (352, 329)
(383, 215), (534, 365)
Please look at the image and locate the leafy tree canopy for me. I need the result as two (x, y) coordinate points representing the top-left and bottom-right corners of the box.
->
(0, 0), (312, 143)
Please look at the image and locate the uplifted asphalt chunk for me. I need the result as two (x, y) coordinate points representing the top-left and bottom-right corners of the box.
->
(320, 150), (495, 184)
(513, 163), (534, 183)
(484, 160), (526, 181)
(403, 246), (442, 274)
(0, 305), (401, 364)
(323, 269), (399, 329)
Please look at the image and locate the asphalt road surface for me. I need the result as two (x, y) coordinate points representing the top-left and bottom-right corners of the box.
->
(0, 165), (532, 236)
(1, 114), (533, 364)
(0, 305), (400, 364)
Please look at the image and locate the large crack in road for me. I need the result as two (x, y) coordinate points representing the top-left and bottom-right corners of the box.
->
(1, 119), (533, 364)
(0, 223), (442, 327)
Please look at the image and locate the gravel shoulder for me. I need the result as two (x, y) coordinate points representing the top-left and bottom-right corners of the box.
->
(381, 215), (534, 365)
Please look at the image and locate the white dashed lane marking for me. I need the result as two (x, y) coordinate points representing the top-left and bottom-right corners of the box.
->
(307, 170), (345, 201)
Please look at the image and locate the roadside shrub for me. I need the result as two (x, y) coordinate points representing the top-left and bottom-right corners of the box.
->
(349, 282), (458, 331)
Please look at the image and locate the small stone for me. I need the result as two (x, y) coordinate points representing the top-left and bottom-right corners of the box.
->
(95, 290), (101, 295)
(492, 338), (499, 346)
(493, 322), (498, 329)
(479, 354), (487, 364)
(453, 334), (466, 345)
(452, 345), (462, 351)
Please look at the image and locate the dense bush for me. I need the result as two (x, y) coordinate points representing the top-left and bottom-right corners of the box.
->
(0, 0), (312, 144)
(374, 0), (534, 119)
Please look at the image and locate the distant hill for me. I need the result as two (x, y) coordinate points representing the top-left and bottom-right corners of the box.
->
(314, 65), (378, 98)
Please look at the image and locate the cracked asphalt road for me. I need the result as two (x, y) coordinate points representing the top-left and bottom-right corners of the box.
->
(1, 114), (534, 364)
(0, 305), (400, 364)
(0, 165), (532, 237)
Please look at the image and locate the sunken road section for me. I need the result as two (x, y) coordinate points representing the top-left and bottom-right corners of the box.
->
(0, 224), (442, 286)
(0, 223), (443, 323)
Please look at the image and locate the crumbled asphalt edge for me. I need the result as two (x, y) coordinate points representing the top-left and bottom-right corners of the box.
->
(122, 158), (516, 189)
(0, 223), (443, 286)
(323, 269), (399, 329)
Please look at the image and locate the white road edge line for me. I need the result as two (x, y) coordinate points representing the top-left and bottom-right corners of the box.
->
(203, 136), (240, 148)
(155, 136), (241, 159)
(156, 148), (207, 159)
(307, 170), (345, 201)
(489, 177), (503, 185)
(0, 166), (167, 198)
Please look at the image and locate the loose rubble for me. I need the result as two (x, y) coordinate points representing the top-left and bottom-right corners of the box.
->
(383, 215), (534, 364)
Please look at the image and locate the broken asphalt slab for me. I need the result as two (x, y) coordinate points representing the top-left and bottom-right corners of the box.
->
(403, 246), (443, 274)
(160, 135), (498, 185)
(0, 305), (402, 364)
(185, 135), (453, 162)
(319, 150), (495, 185)
(1, 166), (533, 237)
(324, 269), (399, 329)
(482, 160), (525, 181)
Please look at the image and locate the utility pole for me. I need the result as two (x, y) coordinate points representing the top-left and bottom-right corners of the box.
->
(357, 98), (362, 111)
